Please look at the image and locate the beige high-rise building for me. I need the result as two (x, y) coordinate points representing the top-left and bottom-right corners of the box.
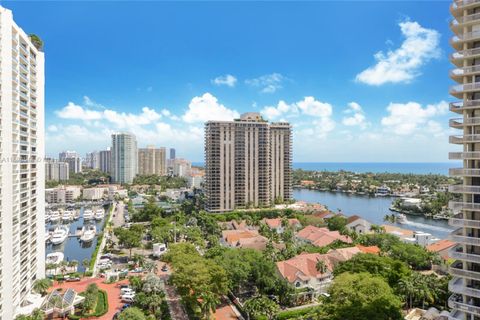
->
(205, 112), (292, 212)
(449, 2), (480, 319)
(138, 145), (166, 176)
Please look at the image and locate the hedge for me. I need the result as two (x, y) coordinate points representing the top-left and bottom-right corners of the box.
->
(276, 306), (320, 320)
(93, 289), (109, 316)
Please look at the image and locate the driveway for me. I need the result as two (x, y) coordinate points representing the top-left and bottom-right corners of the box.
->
(157, 261), (188, 320)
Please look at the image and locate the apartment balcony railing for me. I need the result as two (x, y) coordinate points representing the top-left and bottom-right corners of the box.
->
(452, 0), (480, 11)
(450, 201), (480, 212)
(450, 168), (480, 177)
(450, 83), (480, 95)
(450, 100), (480, 113)
(450, 229), (480, 246)
(451, 47), (480, 62)
(450, 134), (480, 143)
(450, 277), (480, 298)
(450, 65), (480, 77)
(450, 152), (480, 160)
(449, 213), (480, 228)
(449, 185), (480, 193)
(451, 12), (480, 27)
(450, 245), (480, 263)
(449, 294), (480, 315)
(451, 31), (480, 44)
(450, 117), (480, 127)
(450, 262), (480, 280)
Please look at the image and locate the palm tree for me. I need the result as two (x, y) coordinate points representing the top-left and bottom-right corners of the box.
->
(32, 279), (52, 296)
(397, 277), (415, 309)
(68, 260), (79, 273)
(82, 258), (90, 276)
(30, 308), (45, 320)
(45, 262), (57, 276)
(59, 260), (68, 276)
(315, 260), (328, 275)
(199, 292), (220, 320)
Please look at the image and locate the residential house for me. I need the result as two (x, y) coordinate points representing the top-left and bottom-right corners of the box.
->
(221, 229), (283, 251)
(296, 225), (352, 247)
(345, 215), (373, 234)
(426, 239), (455, 261)
(263, 218), (302, 234)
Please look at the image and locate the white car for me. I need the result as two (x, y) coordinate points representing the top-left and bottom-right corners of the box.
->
(122, 296), (135, 303)
(121, 293), (136, 300)
(121, 288), (135, 295)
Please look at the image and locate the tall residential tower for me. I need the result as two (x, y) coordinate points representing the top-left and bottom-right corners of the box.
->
(111, 132), (137, 184)
(0, 6), (45, 318)
(138, 146), (166, 176)
(204, 112), (292, 212)
(449, 1), (480, 319)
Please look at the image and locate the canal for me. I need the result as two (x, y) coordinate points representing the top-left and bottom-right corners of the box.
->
(293, 188), (454, 239)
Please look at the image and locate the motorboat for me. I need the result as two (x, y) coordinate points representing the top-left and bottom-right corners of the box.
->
(396, 214), (408, 224)
(49, 211), (61, 222)
(73, 210), (80, 220)
(62, 210), (74, 222)
(50, 226), (69, 245)
(94, 208), (104, 220)
(83, 209), (94, 221)
(80, 225), (96, 242)
(46, 252), (64, 264)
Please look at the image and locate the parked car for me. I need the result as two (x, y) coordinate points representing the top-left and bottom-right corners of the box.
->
(121, 288), (135, 295)
(121, 304), (131, 311)
(122, 296), (135, 303)
(65, 276), (81, 282)
(132, 267), (143, 273)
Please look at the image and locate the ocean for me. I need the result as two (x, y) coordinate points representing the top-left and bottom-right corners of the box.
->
(192, 162), (457, 175)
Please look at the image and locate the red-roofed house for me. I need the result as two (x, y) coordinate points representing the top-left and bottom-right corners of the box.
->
(263, 218), (302, 234)
(345, 215), (373, 234)
(426, 239), (455, 261)
(276, 246), (363, 295)
(295, 225), (352, 247)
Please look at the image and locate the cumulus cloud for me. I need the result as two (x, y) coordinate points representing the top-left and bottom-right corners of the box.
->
(381, 101), (448, 135)
(245, 73), (285, 93)
(212, 74), (237, 87)
(342, 102), (368, 129)
(56, 102), (103, 120)
(182, 92), (240, 123)
(356, 20), (441, 85)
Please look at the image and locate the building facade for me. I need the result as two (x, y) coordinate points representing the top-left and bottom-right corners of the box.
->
(59, 151), (81, 174)
(170, 148), (176, 160)
(45, 159), (69, 181)
(449, 2), (480, 319)
(111, 132), (137, 184)
(0, 6), (45, 318)
(172, 158), (191, 177)
(85, 151), (100, 170)
(137, 145), (166, 176)
(99, 149), (111, 174)
(204, 112), (292, 212)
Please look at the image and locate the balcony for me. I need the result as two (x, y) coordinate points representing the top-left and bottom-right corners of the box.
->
(450, 117), (480, 127)
(450, 101), (480, 113)
(449, 213), (480, 228)
(450, 168), (480, 177)
(450, 201), (480, 212)
(450, 83), (480, 98)
(450, 261), (480, 280)
(451, 12), (480, 30)
(451, 30), (480, 46)
(450, 228), (480, 246)
(450, 245), (480, 263)
(450, 65), (480, 79)
(450, 277), (480, 299)
(451, 48), (480, 65)
(449, 185), (480, 193)
(449, 294), (480, 315)
(450, 134), (480, 144)
(449, 152), (480, 160)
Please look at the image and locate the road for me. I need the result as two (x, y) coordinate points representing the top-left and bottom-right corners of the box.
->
(92, 201), (117, 277)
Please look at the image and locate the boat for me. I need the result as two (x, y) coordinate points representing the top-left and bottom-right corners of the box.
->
(83, 209), (94, 221)
(46, 252), (64, 264)
(375, 186), (391, 197)
(62, 210), (74, 222)
(50, 226), (69, 245)
(80, 225), (96, 242)
(94, 208), (104, 220)
(49, 211), (61, 222)
(73, 210), (80, 219)
(396, 214), (408, 224)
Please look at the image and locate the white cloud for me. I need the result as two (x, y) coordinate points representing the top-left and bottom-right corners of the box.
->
(342, 102), (368, 129)
(103, 107), (162, 128)
(381, 100), (448, 135)
(56, 102), (103, 120)
(212, 74), (237, 87)
(356, 20), (441, 85)
(245, 73), (285, 93)
(182, 92), (240, 123)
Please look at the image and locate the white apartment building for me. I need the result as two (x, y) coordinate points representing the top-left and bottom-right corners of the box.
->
(0, 6), (45, 318)
(45, 159), (69, 181)
(111, 132), (137, 184)
(205, 112), (292, 212)
(172, 158), (191, 177)
(45, 186), (81, 204)
(138, 145), (166, 176)
(85, 151), (100, 170)
(82, 187), (107, 200)
(448, 2), (480, 319)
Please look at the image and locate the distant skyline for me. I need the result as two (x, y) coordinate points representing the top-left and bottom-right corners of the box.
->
(5, 1), (456, 162)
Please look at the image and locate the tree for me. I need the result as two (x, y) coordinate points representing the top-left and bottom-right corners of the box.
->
(323, 272), (403, 320)
(114, 227), (143, 258)
(243, 296), (280, 320)
(30, 309), (45, 320)
(315, 259), (328, 274)
(118, 307), (147, 320)
(142, 274), (163, 294)
(326, 215), (348, 232)
(199, 291), (220, 320)
(32, 278), (52, 296)
(82, 259), (90, 276)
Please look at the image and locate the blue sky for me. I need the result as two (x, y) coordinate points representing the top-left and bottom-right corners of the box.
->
(6, 1), (457, 162)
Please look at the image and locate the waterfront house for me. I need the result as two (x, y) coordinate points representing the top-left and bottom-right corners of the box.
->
(426, 239), (455, 261)
(345, 215), (373, 234)
(263, 218), (302, 233)
(296, 225), (352, 247)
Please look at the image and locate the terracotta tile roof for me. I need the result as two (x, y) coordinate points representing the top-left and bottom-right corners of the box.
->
(426, 239), (455, 253)
(346, 215), (362, 224)
(356, 245), (381, 255)
(222, 229), (282, 251)
(264, 218), (301, 229)
(222, 229), (260, 246)
(296, 225), (352, 247)
(277, 246), (362, 284)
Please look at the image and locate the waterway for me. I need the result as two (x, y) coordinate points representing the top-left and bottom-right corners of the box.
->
(45, 206), (108, 272)
(293, 188), (454, 239)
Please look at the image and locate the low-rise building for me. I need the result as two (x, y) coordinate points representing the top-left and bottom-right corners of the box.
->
(187, 174), (204, 189)
(263, 218), (302, 234)
(82, 187), (107, 200)
(45, 186), (82, 203)
(296, 225), (352, 247)
(426, 239), (455, 261)
(345, 215), (373, 234)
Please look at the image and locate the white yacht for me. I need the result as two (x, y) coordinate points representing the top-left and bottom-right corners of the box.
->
(46, 252), (64, 264)
(49, 211), (61, 222)
(50, 226), (69, 245)
(80, 225), (96, 242)
(94, 208), (104, 220)
(83, 209), (94, 221)
(62, 210), (74, 222)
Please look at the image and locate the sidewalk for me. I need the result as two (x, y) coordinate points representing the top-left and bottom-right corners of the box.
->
(92, 201), (117, 277)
